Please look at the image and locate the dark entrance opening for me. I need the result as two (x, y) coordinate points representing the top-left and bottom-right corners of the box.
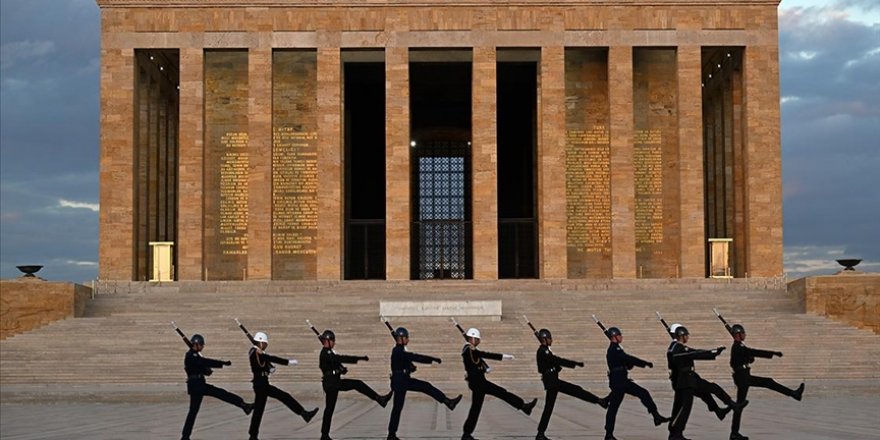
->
(344, 61), (386, 279)
(497, 61), (539, 278)
(410, 60), (473, 280)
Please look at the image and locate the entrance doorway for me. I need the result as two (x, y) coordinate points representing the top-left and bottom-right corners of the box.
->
(409, 59), (473, 279)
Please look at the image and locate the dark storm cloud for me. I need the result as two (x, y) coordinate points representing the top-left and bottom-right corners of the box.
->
(779, 6), (880, 278)
(0, 0), (100, 282)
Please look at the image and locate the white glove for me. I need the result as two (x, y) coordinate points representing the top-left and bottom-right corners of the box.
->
(502, 354), (515, 360)
(288, 359), (299, 366)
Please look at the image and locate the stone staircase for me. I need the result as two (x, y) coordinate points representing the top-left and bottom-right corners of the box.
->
(2, 280), (878, 397)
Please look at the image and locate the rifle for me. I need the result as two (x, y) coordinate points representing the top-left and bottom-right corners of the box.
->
(171, 321), (193, 349)
(451, 317), (467, 340)
(656, 311), (674, 340)
(381, 316), (397, 339)
(713, 308), (734, 336)
(306, 319), (321, 338)
(591, 314), (612, 340)
(234, 318), (258, 346)
(522, 315), (541, 341)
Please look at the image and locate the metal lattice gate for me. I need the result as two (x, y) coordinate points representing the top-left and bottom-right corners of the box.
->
(411, 141), (472, 279)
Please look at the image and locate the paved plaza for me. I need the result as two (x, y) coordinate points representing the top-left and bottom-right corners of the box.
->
(2, 384), (878, 440)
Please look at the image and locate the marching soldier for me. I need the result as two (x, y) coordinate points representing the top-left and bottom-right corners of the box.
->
(535, 328), (608, 440)
(603, 326), (670, 440)
(460, 328), (537, 440)
(318, 329), (392, 440)
(180, 334), (253, 440)
(728, 324), (804, 440)
(247, 331), (318, 440)
(667, 324), (746, 440)
(387, 327), (462, 440)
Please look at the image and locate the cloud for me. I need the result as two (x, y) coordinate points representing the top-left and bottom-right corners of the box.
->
(64, 259), (98, 267)
(0, 40), (55, 71)
(58, 199), (99, 212)
(784, 245), (877, 279)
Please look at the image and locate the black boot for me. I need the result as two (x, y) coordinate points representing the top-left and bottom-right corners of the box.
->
(302, 407), (319, 423)
(535, 433), (552, 440)
(522, 398), (538, 415)
(793, 382), (805, 401)
(242, 402), (254, 415)
(599, 396), (610, 409)
(377, 391), (392, 408)
(715, 405), (732, 421)
(445, 394), (463, 410)
(461, 434), (478, 440)
(321, 436), (334, 440)
(652, 411), (671, 426)
(730, 433), (750, 440)
(605, 434), (619, 440)
(387, 435), (400, 440)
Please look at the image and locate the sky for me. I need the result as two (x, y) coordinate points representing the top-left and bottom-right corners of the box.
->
(1, 0), (878, 283)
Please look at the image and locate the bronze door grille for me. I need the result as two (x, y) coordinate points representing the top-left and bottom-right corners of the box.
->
(411, 141), (472, 280)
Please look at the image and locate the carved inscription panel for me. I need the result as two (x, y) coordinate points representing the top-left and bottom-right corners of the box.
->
(219, 132), (249, 254)
(634, 129), (663, 249)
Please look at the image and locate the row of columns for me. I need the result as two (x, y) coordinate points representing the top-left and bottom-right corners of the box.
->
(100, 44), (782, 281)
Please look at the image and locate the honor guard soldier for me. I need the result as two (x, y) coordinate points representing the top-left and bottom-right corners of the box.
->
(318, 329), (392, 440)
(247, 331), (318, 440)
(667, 324), (746, 440)
(728, 324), (804, 440)
(535, 328), (608, 440)
(460, 327), (537, 440)
(664, 324), (732, 421)
(603, 326), (670, 440)
(387, 327), (462, 440)
(180, 334), (253, 440)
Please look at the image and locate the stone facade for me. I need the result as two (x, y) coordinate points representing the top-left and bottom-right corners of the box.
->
(97, 0), (783, 281)
(0, 279), (92, 340)
(789, 273), (880, 334)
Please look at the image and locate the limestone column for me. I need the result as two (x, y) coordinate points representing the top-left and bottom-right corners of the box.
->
(246, 47), (273, 280)
(539, 46), (566, 279)
(317, 47), (342, 280)
(608, 46), (637, 278)
(99, 48), (135, 280)
(472, 47), (498, 280)
(743, 45), (783, 277)
(677, 46), (706, 278)
(386, 47), (410, 280)
(177, 48), (204, 280)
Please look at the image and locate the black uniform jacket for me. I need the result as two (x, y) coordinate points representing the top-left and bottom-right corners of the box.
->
(730, 341), (776, 383)
(606, 342), (650, 387)
(249, 346), (292, 386)
(461, 344), (503, 383)
(390, 344), (436, 386)
(668, 341), (719, 390)
(184, 349), (226, 392)
(536, 345), (579, 389)
(320, 347), (362, 388)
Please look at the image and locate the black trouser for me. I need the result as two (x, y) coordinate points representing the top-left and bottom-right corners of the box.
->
(605, 379), (658, 436)
(538, 379), (603, 434)
(181, 381), (248, 440)
(730, 372), (795, 435)
(463, 378), (526, 435)
(669, 386), (694, 438)
(388, 376), (449, 435)
(249, 382), (306, 438)
(322, 378), (382, 437)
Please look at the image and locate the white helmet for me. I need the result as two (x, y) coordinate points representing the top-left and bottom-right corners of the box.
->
(254, 332), (269, 344)
(669, 324), (682, 334)
(465, 328), (481, 339)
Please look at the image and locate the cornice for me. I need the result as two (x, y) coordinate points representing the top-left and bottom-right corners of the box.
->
(96, 0), (782, 8)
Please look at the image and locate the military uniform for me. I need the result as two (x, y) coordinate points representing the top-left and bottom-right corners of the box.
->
(536, 343), (606, 439)
(247, 346), (316, 440)
(461, 343), (535, 439)
(604, 341), (667, 439)
(387, 342), (460, 439)
(665, 340), (729, 417)
(729, 338), (803, 440)
(180, 347), (251, 440)
(667, 341), (737, 440)
(320, 346), (390, 439)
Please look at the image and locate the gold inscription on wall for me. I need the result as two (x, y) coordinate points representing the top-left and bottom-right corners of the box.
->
(272, 127), (318, 255)
(566, 126), (611, 253)
(634, 129), (663, 251)
(220, 132), (249, 255)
